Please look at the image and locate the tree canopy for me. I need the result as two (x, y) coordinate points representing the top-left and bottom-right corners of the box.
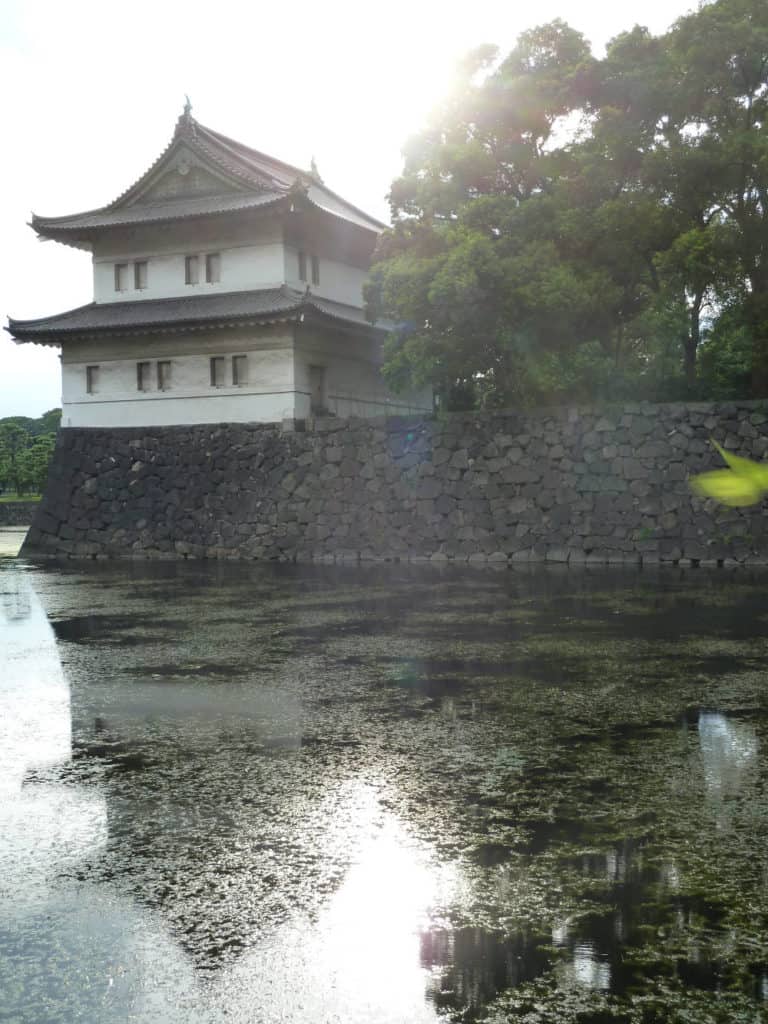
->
(0, 410), (60, 495)
(366, 0), (768, 409)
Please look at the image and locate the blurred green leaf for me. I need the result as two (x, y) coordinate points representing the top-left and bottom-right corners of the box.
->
(690, 440), (768, 506)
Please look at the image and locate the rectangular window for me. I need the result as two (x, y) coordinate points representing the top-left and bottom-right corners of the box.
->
(86, 365), (99, 394)
(157, 360), (171, 391)
(210, 356), (225, 387)
(232, 354), (247, 386)
(205, 252), (221, 283)
(311, 254), (320, 285)
(185, 255), (199, 285)
(298, 250), (307, 282)
(114, 264), (129, 292)
(136, 361), (151, 391)
(134, 260), (148, 290)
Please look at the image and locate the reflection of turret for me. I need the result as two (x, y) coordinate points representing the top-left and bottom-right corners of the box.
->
(0, 566), (107, 900)
(61, 659), (315, 969)
(1, 569), (72, 791)
(1, 572), (32, 622)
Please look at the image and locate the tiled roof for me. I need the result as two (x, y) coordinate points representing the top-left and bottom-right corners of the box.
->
(31, 111), (386, 242)
(7, 287), (381, 345)
(31, 192), (285, 233)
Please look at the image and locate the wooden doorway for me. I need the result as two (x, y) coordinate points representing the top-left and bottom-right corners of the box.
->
(309, 364), (327, 415)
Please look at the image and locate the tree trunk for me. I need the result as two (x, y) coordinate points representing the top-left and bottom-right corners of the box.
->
(750, 341), (768, 397)
(747, 287), (768, 397)
(684, 292), (703, 391)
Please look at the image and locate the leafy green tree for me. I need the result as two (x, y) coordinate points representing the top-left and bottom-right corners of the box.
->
(0, 412), (59, 495)
(35, 409), (61, 436)
(0, 423), (29, 495)
(663, 0), (768, 391)
(369, 0), (768, 406)
(17, 434), (56, 494)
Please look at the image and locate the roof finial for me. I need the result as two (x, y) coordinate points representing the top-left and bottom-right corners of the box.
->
(175, 96), (196, 139)
(310, 155), (323, 183)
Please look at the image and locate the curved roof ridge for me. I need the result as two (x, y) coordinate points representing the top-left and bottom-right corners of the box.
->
(197, 121), (387, 230)
(195, 122), (308, 186)
(107, 131), (179, 210)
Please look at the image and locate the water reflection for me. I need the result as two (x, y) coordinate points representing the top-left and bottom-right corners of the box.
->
(0, 571), (107, 901)
(423, 926), (550, 1016)
(698, 711), (759, 801)
(2, 560), (768, 1022)
(218, 782), (457, 1022)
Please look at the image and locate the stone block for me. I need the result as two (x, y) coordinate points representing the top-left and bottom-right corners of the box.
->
(487, 551), (508, 563)
(545, 546), (570, 562)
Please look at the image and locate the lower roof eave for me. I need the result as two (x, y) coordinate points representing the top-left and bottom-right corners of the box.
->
(6, 313), (300, 345)
(7, 309), (388, 347)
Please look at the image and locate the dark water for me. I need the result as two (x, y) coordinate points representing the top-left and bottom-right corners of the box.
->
(2, 561), (768, 1023)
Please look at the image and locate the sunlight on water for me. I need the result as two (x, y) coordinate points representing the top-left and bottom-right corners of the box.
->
(317, 782), (458, 1006)
(218, 780), (457, 1022)
(0, 571), (107, 905)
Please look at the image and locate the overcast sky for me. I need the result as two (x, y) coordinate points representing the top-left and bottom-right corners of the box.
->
(0, 0), (701, 419)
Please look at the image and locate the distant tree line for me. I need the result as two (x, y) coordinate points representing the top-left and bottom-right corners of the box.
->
(366, 0), (768, 409)
(0, 410), (60, 496)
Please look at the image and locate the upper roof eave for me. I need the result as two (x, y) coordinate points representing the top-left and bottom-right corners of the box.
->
(30, 191), (287, 238)
(30, 110), (387, 242)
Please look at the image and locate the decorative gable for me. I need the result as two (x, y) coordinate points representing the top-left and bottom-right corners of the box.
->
(134, 161), (243, 204)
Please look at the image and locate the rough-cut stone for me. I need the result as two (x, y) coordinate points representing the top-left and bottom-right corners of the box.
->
(0, 501), (39, 526)
(20, 400), (768, 566)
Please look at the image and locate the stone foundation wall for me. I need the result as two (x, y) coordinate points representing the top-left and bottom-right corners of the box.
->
(21, 401), (768, 565)
(0, 501), (39, 526)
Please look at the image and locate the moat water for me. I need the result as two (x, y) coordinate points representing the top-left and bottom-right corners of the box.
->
(1, 559), (767, 1023)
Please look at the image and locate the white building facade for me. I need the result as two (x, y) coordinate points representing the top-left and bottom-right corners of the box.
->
(8, 105), (431, 427)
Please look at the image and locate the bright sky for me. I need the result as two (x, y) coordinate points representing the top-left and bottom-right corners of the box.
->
(0, 0), (700, 418)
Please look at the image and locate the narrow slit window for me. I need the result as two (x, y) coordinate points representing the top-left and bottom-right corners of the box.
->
(232, 354), (247, 386)
(210, 356), (225, 387)
(311, 254), (320, 285)
(86, 365), (99, 394)
(205, 252), (221, 283)
(298, 250), (307, 282)
(134, 260), (148, 290)
(114, 264), (129, 292)
(157, 360), (172, 391)
(137, 361), (151, 391)
(185, 255), (199, 285)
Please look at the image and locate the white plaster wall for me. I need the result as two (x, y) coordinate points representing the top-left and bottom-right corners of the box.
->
(284, 247), (368, 309)
(93, 242), (285, 304)
(62, 391), (298, 428)
(293, 330), (433, 419)
(57, 325), (430, 428)
(60, 330), (298, 427)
